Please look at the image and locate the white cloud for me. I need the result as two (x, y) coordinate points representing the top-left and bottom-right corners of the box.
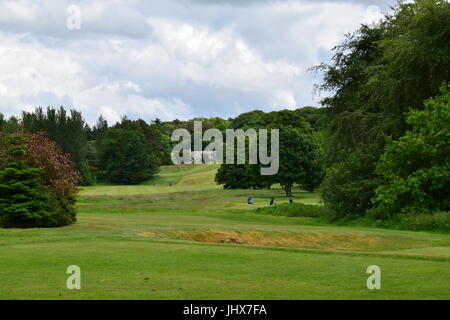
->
(0, 0), (395, 123)
(0, 32), (194, 123)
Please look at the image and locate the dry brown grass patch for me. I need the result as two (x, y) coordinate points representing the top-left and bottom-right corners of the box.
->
(164, 229), (385, 251)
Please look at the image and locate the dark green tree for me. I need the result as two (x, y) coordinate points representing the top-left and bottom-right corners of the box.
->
(0, 133), (57, 228)
(215, 110), (324, 197)
(371, 84), (450, 218)
(113, 117), (172, 166)
(21, 107), (93, 185)
(295, 107), (326, 131)
(230, 110), (266, 129)
(215, 164), (269, 190)
(316, 0), (450, 217)
(98, 129), (157, 184)
(270, 127), (323, 198)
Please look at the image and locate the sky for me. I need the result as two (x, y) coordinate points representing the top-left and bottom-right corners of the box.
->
(0, 0), (396, 124)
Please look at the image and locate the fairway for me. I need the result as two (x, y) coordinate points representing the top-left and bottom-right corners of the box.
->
(1, 165), (450, 300)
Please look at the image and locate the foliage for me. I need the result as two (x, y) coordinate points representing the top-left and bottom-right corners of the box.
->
(98, 129), (158, 184)
(0, 129), (79, 227)
(215, 110), (324, 197)
(316, 0), (450, 217)
(230, 110), (266, 129)
(370, 84), (450, 218)
(295, 107), (327, 131)
(112, 117), (172, 166)
(271, 126), (323, 197)
(22, 107), (93, 185)
(256, 202), (323, 218)
(215, 164), (270, 190)
(321, 151), (381, 217)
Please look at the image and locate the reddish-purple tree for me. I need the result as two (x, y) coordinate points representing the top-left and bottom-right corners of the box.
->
(0, 127), (79, 227)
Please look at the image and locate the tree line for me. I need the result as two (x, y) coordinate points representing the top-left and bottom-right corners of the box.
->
(0, 106), (324, 189)
(315, 0), (449, 219)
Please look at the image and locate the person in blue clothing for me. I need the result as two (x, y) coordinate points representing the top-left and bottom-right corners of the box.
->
(247, 196), (253, 205)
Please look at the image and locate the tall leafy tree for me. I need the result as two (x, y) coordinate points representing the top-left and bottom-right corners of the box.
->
(98, 129), (157, 184)
(0, 129), (79, 228)
(215, 110), (324, 197)
(0, 133), (56, 228)
(21, 107), (93, 185)
(295, 107), (326, 131)
(371, 84), (450, 217)
(113, 117), (172, 166)
(316, 0), (450, 216)
(271, 126), (323, 198)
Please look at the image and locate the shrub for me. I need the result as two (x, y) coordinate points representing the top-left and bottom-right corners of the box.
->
(0, 129), (79, 228)
(320, 152), (381, 217)
(256, 202), (323, 218)
(371, 84), (450, 218)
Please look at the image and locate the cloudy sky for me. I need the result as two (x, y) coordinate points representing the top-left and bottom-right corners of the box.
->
(0, 0), (396, 124)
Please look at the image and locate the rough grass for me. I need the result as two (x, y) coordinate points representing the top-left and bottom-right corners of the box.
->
(153, 229), (387, 251)
(390, 212), (450, 232)
(1, 165), (450, 299)
(329, 211), (450, 233)
(256, 202), (323, 217)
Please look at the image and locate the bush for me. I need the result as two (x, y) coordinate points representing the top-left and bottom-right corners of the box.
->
(371, 84), (450, 218)
(0, 129), (79, 228)
(256, 202), (323, 218)
(320, 152), (381, 218)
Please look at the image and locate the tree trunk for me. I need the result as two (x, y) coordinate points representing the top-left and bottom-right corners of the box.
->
(280, 182), (293, 199)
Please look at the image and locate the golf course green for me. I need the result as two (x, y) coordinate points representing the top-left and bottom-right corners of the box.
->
(1, 164), (450, 299)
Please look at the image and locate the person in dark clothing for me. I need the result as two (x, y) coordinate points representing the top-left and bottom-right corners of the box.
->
(269, 197), (274, 206)
(289, 198), (293, 203)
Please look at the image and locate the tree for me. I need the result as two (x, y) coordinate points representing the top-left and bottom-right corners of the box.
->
(215, 110), (324, 197)
(22, 107), (93, 185)
(98, 129), (157, 184)
(0, 129), (79, 228)
(230, 110), (266, 129)
(371, 84), (450, 218)
(270, 127), (323, 197)
(315, 0), (450, 217)
(113, 117), (172, 166)
(295, 107), (326, 131)
(215, 164), (269, 190)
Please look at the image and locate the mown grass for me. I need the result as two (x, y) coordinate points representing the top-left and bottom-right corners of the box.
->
(1, 164), (450, 299)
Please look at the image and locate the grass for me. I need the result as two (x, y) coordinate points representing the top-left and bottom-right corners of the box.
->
(256, 202), (324, 217)
(1, 164), (450, 299)
(325, 211), (450, 233)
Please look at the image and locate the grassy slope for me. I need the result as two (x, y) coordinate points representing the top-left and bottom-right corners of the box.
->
(1, 165), (450, 299)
